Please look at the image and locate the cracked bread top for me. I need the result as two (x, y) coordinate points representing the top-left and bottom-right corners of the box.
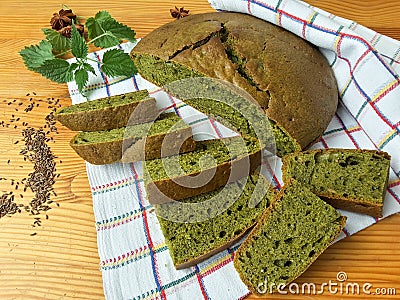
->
(131, 12), (338, 150)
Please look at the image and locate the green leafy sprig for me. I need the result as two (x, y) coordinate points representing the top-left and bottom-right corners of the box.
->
(20, 10), (137, 95)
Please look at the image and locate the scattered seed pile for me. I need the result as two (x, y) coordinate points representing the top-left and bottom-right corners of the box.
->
(0, 192), (21, 218)
(21, 127), (57, 215)
(0, 93), (61, 232)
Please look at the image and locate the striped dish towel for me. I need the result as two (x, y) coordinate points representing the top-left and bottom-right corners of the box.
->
(67, 1), (400, 299)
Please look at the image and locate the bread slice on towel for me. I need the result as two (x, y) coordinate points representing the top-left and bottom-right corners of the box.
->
(70, 113), (196, 165)
(234, 180), (346, 295)
(55, 90), (158, 131)
(155, 173), (275, 269)
(144, 135), (263, 203)
(281, 149), (391, 217)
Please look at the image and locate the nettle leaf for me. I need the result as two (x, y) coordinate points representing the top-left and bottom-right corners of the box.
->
(86, 11), (135, 48)
(86, 17), (120, 48)
(20, 10), (137, 97)
(86, 11), (118, 48)
(101, 49), (137, 78)
(74, 68), (89, 94)
(42, 28), (71, 52)
(83, 62), (96, 75)
(71, 23), (88, 59)
(94, 11), (112, 22)
(102, 19), (136, 42)
(94, 31), (120, 48)
(86, 16), (104, 41)
(19, 40), (54, 71)
(35, 58), (73, 83)
(68, 62), (80, 73)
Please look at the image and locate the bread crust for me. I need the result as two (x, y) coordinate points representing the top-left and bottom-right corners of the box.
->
(131, 12), (338, 151)
(56, 96), (159, 132)
(70, 127), (196, 165)
(281, 148), (391, 217)
(145, 145), (262, 203)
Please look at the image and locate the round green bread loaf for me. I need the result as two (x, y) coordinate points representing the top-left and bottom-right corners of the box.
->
(130, 12), (338, 156)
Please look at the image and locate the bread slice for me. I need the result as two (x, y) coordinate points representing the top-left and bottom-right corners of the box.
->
(70, 113), (196, 165)
(234, 180), (346, 295)
(55, 90), (158, 131)
(144, 135), (263, 203)
(156, 173), (275, 269)
(281, 149), (391, 217)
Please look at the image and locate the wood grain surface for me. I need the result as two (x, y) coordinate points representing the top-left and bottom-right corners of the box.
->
(0, 0), (399, 299)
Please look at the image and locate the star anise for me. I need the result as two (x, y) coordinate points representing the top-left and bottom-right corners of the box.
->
(170, 6), (189, 19)
(57, 24), (84, 38)
(50, 9), (77, 30)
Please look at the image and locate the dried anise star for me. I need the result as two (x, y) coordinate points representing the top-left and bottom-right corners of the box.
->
(170, 6), (189, 19)
(57, 24), (84, 38)
(50, 9), (77, 30)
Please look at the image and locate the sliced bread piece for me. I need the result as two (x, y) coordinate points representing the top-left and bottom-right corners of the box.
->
(70, 113), (196, 165)
(156, 173), (275, 269)
(55, 90), (158, 131)
(144, 135), (263, 203)
(281, 149), (391, 217)
(234, 180), (346, 295)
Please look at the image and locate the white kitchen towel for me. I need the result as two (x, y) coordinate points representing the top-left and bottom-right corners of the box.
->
(67, 1), (400, 299)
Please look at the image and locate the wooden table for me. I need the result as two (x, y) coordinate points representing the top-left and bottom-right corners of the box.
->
(0, 0), (399, 299)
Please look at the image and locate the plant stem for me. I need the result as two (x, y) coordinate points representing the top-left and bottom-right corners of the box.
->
(55, 49), (72, 58)
(86, 57), (101, 64)
(54, 32), (111, 58)
(87, 32), (113, 45)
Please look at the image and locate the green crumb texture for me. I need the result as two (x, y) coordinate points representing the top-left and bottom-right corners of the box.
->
(145, 135), (261, 182)
(234, 180), (346, 295)
(70, 113), (195, 165)
(282, 149), (391, 216)
(156, 174), (275, 268)
(269, 120), (301, 156)
(56, 90), (149, 114)
(131, 54), (204, 87)
(165, 77), (275, 151)
(131, 54), (300, 156)
(72, 113), (187, 145)
(55, 90), (159, 132)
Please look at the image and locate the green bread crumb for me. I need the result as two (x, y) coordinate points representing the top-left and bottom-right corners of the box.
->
(283, 150), (390, 203)
(131, 54), (300, 156)
(156, 174), (275, 266)
(56, 90), (149, 115)
(145, 135), (261, 181)
(72, 113), (186, 144)
(235, 181), (345, 294)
